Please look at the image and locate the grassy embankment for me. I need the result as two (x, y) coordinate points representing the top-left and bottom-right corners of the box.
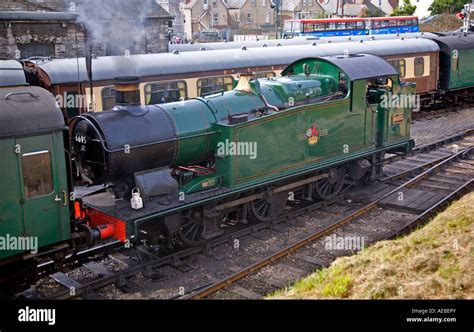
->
(270, 192), (474, 299)
(420, 13), (462, 32)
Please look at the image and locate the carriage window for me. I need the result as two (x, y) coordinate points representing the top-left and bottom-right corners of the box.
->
(414, 57), (424, 76)
(145, 81), (187, 104)
(327, 22), (336, 30)
(373, 21), (381, 28)
(314, 23), (325, 31)
(389, 20), (397, 27)
(294, 22), (302, 33)
(197, 76), (234, 96)
(381, 20), (389, 27)
(303, 23), (313, 32)
(337, 22), (346, 30)
(389, 59), (406, 78)
(101, 87), (116, 110)
(255, 71), (276, 79)
(22, 151), (53, 199)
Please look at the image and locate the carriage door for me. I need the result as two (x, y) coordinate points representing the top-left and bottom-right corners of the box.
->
(16, 135), (68, 247)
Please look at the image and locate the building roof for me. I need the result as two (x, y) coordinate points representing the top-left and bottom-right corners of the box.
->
(0, 10), (78, 21)
(32, 37), (439, 85)
(0, 86), (65, 138)
(281, 0), (300, 12)
(226, 0), (245, 9)
(71, 0), (172, 19)
(318, 0), (339, 15)
(343, 4), (365, 16)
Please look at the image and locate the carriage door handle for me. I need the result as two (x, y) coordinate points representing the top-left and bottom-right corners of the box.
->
(61, 190), (68, 206)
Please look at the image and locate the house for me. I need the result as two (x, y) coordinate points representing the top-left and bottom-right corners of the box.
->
(369, 0), (399, 16)
(340, 0), (392, 17)
(317, 0), (339, 16)
(322, 0), (398, 17)
(184, 0), (229, 39)
(184, 0), (324, 40)
(280, 0), (325, 21)
(159, 0), (186, 34)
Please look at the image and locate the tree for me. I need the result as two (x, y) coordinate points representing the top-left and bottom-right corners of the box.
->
(360, 7), (385, 17)
(429, 0), (470, 15)
(391, 0), (417, 16)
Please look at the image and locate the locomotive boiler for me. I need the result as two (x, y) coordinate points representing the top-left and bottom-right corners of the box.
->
(72, 71), (337, 198)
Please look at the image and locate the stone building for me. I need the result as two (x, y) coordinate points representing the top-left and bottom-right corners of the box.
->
(0, 0), (173, 60)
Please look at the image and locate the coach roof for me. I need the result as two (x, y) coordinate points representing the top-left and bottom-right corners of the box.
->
(32, 38), (439, 85)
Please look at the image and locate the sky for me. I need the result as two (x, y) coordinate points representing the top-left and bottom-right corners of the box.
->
(411, 0), (434, 19)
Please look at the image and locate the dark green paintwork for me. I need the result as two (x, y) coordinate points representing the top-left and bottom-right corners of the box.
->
(449, 48), (474, 90)
(0, 132), (70, 260)
(163, 56), (414, 191)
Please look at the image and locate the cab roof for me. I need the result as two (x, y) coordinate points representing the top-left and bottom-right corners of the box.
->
(0, 86), (65, 138)
(282, 54), (399, 81)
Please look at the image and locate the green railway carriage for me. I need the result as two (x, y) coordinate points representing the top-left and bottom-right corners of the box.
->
(428, 34), (474, 91)
(72, 54), (415, 246)
(0, 86), (71, 262)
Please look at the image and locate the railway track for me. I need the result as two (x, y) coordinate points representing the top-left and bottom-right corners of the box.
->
(182, 145), (473, 299)
(22, 129), (474, 300)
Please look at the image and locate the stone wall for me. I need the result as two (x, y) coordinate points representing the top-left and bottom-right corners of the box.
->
(0, 21), (86, 59)
(0, 0), (171, 59)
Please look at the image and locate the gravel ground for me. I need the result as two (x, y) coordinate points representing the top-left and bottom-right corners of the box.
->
(411, 108), (474, 146)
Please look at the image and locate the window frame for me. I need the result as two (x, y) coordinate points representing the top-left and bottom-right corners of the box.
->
(255, 71), (276, 79)
(414, 57), (424, 77)
(101, 86), (116, 110)
(197, 76), (234, 96)
(22, 150), (54, 199)
(389, 59), (406, 78)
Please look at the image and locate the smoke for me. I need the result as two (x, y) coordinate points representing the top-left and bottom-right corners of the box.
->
(65, 0), (158, 56)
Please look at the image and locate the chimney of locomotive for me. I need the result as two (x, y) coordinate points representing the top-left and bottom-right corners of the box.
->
(114, 76), (141, 106)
